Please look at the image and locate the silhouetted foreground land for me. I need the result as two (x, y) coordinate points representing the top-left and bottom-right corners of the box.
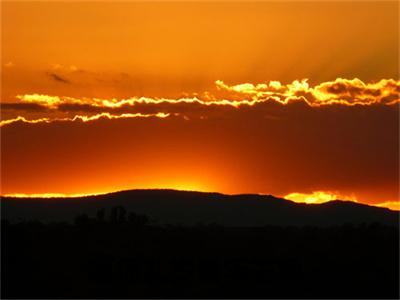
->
(2, 206), (399, 299)
(2, 190), (399, 298)
(2, 189), (399, 226)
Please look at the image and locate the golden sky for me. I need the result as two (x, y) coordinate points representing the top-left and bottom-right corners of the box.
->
(1, 1), (399, 209)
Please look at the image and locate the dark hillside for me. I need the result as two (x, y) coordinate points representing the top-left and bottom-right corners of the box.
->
(1, 189), (398, 226)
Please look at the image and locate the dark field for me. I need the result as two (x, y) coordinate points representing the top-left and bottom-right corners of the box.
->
(2, 207), (399, 299)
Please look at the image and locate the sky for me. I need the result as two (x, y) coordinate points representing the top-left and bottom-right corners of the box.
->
(1, 1), (399, 209)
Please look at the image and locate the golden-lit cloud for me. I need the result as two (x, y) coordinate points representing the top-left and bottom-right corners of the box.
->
(0, 112), (169, 127)
(1, 78), (398, 126)
(216, 78), (400, 106)
(14, 93), (251, 109)
(16, 78), (400, 108)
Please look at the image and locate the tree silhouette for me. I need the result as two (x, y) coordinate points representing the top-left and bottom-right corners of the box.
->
(96, 208), (105, 222)
(128, 211), (149, 227)
(2, 206), (399, 299)
(109, 206), (126, 223)
(74, 213), (89, 227)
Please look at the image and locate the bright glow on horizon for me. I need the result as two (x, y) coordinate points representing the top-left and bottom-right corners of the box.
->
(375, 201), (400, 211)
(284, 191), (358, 204)
(2, 192), (104, 198)
(2, 181), (212, 199)
(2, 189), (398, 211)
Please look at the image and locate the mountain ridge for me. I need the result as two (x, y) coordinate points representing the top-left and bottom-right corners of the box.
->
(1, 189), (398, 226)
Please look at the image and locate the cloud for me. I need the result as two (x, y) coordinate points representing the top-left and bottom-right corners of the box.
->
(46, 64), (133, 87)
(1, 78), (398, 126)
(0, 112), (169, 127)
(47, 72), (71, 84)
(0, 102), (48, 112)
(216, 78), (400, 106)
(17, 77), (400, 108)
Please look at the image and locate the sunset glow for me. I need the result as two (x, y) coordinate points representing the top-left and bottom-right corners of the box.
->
(3, 193), (103, 199)
(1, 1), (399, 211)
(375, 201), (400, 211)
(2, 2), (399, 299)
(284, 191), (358, 205)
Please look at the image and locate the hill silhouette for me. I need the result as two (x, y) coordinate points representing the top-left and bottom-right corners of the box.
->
(2, 189), (398, 226)
(2, 189), (399, 298)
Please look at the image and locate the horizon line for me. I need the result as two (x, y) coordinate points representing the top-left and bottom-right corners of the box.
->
(1, 188), (399, 211)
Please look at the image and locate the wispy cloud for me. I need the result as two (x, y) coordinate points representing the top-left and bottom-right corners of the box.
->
(47, 72), (71, 84)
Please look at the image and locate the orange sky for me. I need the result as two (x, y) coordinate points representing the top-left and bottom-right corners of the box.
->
(1, 1), (399, 209)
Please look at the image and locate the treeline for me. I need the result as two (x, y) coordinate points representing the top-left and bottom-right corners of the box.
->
(2, 207), (399, 299)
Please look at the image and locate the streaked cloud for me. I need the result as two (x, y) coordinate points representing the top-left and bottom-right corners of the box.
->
(1, 78), (398, 126)
(15, 78), (400, 108)
(0, 112), (169, 127)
